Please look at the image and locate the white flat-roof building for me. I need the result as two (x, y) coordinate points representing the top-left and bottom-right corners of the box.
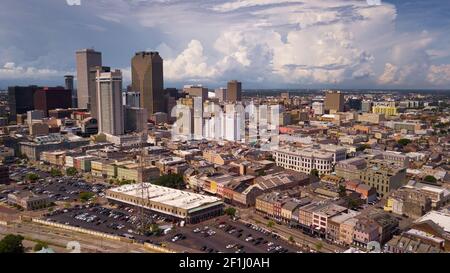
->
(106, 183), (223, 224)
(274, 147), (334, 175)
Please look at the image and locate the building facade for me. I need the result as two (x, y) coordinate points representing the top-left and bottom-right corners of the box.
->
(76, 49), (102, 110)
(131, 51), (165, 116)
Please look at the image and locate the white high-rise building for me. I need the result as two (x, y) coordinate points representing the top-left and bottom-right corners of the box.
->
(223, 104), (244, 142)
(96, 69), (124, 136)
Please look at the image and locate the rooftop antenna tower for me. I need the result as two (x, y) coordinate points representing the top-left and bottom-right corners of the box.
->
(135, 112), (150, 235)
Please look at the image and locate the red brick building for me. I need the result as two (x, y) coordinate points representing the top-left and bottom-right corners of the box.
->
(34, 87), (72, 115)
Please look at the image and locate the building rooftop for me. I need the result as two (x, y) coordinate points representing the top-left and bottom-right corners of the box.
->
(107, 183), (222, 211)
(415, 209), (450, 233)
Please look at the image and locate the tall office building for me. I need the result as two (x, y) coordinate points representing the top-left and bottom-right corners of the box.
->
(215, 88), (227, 102)
(324, 91), (344, 112)
(361, 100), (373, 113)
(131, 51), (164, 116)
(227, 80), (242, 102)
(64, 75), (76, 108)
(64, 75), (74, 91)
(76, 49), (102, 110)
(122, 91), (141, 108)
(89, 66), (110, 119)
(34, 87), (72, 116)
(312, 101), (324, 115)
(184, 85), (208, 101)
(7, 85), (41, 121)
(96, 69), (124, 136)
(348, 98), (362, 111)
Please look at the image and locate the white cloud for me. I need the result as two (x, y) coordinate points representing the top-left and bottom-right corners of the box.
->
(1, 0), (450, 88)
(427, 64), (450, 86)
(0, 62), (68, 80)
(165, 40), (218, 81)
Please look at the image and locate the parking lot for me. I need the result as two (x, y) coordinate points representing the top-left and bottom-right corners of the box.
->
(174, 217), (302, 253)
(1, 166), (109, 204)
(43, 204), (302, 253)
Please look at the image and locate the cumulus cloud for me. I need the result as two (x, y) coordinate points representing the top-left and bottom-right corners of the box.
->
(427, 64), (450, 86)
(1, 0), (450, 88)
(0, 62), (68, 80)
(165, 40), (218, 81)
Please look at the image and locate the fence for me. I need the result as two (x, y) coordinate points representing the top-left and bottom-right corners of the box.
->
(31, 218), (177, 253)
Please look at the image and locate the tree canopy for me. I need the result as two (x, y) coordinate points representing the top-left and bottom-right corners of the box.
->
(224, 207), (237, 217)
(398, 139), (412, 146)
(310, 169), (319, 177)
(424, 175), (437, 184)
(153, 174), (185, 189)
(0, 234), (25, 253)
(66, 167), (78, 176)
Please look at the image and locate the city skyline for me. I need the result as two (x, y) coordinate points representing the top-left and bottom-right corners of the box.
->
(0, 0), (450, 90)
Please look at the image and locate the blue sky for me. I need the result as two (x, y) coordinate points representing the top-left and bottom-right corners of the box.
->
(0, 0), (450, 89)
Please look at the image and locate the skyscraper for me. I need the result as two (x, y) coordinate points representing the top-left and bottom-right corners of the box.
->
(64, 75), (74, 91)
(76, 49), (102, 110)
(131, 51), (164, 117)
(89, 66), (110, 119)
(34, 87), (72, 116)
(64, 75), (76, 108)
(324, 91), (344, 113)
(96, 69), (124, 136)
(227, 80), (242, 102)
(7, 85), (41, 121)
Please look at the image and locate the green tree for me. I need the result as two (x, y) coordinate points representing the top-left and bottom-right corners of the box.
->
(148, 224), (162, 236)
(398, 139), (412, 146)
(224, 207), (237, 217)
(118, 179), (134, 186)
(310, 169), (319, 178)
(315, 242), (323, 252)
(153, 174), (185, 189)
(26, 173), (40, 182)
(289, 236), (295, 244)
(424, 175), (437, 184)
(66, 167), (78, 176)
(33, 240), (49, 252)
(79, 192), (95, 202)
(50, 168), (62, 177)
(0, 234), (25, 253)
(267, 220), (275, 228)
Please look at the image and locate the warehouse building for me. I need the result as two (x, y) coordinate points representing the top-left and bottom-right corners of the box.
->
(106, 183), (223, 224)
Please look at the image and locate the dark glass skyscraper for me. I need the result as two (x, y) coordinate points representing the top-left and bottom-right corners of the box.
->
(131, 51), (164, 116)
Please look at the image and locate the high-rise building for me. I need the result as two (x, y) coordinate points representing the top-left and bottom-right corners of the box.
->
(348, 98), (362, 111)
(96, 69), (124, 136)
(124, 106), (148, 133)
(184, 85), (208, 101)
(361, 100), (373, 113)
(312, 102), (324, 115)
(34, 87), (72, 116)
(131, 51), (164, 116)
(64, 75), (74, 92)
(27, 110), (44, 125)
(65, 75), (76, 108)
(122, 91), (141, 108)
(324, 91), (344, 113)
(89, 66), (110, 119)
(7, 85), (41, 122)
(227, 80), (242, 102)
(76, 49), (102, 110)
